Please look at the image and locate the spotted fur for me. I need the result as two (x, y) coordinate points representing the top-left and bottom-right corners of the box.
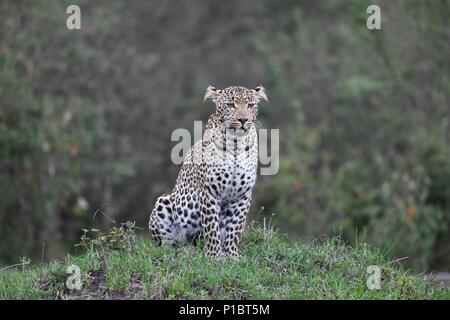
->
(149, 85), (268, 259)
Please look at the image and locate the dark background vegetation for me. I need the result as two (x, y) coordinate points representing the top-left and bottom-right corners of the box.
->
(1, 0), (449, 271)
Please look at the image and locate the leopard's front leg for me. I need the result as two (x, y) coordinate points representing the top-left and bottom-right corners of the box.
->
(221, 193), (251, 259)
(200, 189), (224, 258)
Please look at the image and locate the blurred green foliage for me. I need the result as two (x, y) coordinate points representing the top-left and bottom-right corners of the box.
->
(0, 0), (449, 271)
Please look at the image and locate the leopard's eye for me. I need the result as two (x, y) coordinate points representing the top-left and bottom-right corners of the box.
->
(247, 103), (255, 108)
(226, 103), (235, 108)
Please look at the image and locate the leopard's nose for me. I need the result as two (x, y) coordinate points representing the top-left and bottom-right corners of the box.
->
(238, 118), (247, 126)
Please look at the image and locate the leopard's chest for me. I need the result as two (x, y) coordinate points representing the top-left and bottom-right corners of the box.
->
(205, 144), (257, 202)
(207, 163), (256, 201)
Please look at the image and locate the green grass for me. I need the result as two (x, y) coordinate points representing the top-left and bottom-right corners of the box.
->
(1, 223), (449, 300)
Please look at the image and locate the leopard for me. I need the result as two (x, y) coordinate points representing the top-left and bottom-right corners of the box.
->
(149, 85), (268, 259)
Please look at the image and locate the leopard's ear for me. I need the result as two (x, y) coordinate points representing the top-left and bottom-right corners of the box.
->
(204, 85), (223, 102)
(252, 85), (268, 102)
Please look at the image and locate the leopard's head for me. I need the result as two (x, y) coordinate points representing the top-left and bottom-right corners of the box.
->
(204, 85), (268, 133)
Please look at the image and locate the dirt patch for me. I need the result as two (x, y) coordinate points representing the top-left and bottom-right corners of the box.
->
(58, 269), (144, 300)
(428, 272), (450, 288)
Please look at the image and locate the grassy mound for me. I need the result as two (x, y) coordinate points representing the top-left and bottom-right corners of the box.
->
(1, 222), (449, 300)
